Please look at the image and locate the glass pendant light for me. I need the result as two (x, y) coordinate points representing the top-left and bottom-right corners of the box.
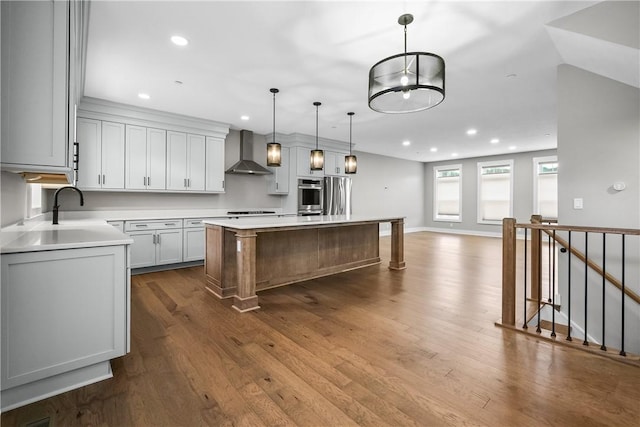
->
(310, 101), (324, 170)
(345, 112), (357, 174)
(368, 13), (445, 114)
(266, 88), (281, 167)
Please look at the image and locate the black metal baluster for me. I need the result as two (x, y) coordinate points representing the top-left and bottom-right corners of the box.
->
(537, 228), (542, 332)
(523, 228), (528, 329)
(601, 233), (607, 351)
(583, 232), (589, 346)
(548, 231), (552, 302)
(551, 229), (556, 338)
(522, 228), (528, 329)
(620, 235), (626, 357)
(566, 231), (572, 342)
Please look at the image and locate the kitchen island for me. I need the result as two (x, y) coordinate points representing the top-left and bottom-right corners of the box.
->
(204, 215), (405, 312)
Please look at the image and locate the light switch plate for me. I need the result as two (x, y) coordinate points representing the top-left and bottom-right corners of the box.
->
(573, 198), (583, 209)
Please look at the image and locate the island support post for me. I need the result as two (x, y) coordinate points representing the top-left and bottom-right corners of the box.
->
(389, 218), (406, 270)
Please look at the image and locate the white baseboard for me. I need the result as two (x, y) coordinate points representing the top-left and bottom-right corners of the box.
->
(379, 226), (428, 237)
(420, 227), (503, 238)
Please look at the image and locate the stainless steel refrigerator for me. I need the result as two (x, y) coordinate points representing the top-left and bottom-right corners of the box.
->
(323, 176), (352, 215)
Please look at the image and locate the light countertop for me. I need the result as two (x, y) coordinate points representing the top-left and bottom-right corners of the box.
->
(203, 214), (404, 230)
(55, 208), (293, 222)
(1, 219), (133, 254)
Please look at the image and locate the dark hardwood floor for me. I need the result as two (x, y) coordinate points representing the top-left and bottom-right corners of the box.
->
(3, 232), (639, 426)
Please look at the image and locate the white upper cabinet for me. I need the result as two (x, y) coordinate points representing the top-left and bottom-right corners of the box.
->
(167, 132), (206, 191)
(1, 0), (74, 176)
(324, 151), (348, 176)
(187, 134), (206, 191)
(205, 137), (225, 192)
(166, 131), (188, 190)
(267, 147), (290, 194)
(296, 147), (324, 178)
(126, 125), (166, 190)
(125, 125), (147, 190)
(147, 128), (167, 190)
(77, 118), (125, 190)
(77, 118), (102, 190)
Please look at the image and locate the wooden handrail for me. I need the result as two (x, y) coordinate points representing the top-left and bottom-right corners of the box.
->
(517, 222), (640, 236)
(530, 215), (640, 305)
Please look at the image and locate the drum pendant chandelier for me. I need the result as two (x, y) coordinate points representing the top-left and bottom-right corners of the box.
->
(368, 13), (445, 114)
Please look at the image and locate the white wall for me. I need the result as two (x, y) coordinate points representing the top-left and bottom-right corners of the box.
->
(557, 64), (640, 353)
(350, 151), (424, 231)
(0, 171), (27, 227)
(423, 149), (557, 235)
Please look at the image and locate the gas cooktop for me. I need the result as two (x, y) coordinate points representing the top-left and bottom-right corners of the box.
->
(227, 210), (276, 215)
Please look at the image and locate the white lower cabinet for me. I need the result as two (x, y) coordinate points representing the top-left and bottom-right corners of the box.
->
(126, 219), (183, 268)
(183, 218), (205, 262)
(0, 245), (130, 410)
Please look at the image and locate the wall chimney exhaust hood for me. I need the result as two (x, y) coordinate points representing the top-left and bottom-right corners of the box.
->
(226, 130), (272, 175)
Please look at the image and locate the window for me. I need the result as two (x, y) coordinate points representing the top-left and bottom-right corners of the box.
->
(433, 164), (462, 222)
(533, 156), (558, 218)
(477, 160), (514, 224)
(27, 183), (43, 218)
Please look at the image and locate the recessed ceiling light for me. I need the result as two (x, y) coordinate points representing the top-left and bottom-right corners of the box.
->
(506, 73), (517, 78)
(171, 35), (189, 46)
(490, 138), (500, 144)
(402, 140), (411, 146)
(466, 129), (477, 136)
(240, 115), (250, 121)
(430, 147), (438, 152)
(174, 80), (183, 85)
(451, 153), (458, 157)
(508, 145), (517, 150)
(138, 93), (150, 100)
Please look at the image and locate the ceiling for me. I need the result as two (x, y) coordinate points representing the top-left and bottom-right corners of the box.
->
(84, 0), (604, 162)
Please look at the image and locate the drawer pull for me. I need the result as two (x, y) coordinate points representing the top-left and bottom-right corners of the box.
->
(135, 224), (148, 228)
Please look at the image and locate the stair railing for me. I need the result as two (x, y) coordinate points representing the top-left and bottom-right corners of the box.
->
(501, 217), (640, 360)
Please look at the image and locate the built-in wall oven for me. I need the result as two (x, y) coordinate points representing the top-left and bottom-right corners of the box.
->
(297, 178), (323, 215)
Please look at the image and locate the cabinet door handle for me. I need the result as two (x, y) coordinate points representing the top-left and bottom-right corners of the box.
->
(98, 174), (101, 185)
(222, 180), (225, 189)
(152, 234), (156, 244)
(143, 177), (147, 186)
(157, 234), (160, 244)
(276, 182), (278, 190)
(184, 178), (187, 188)
(103, 174), (106, 184)
(188, 178), (191, 188)
(147, 176), (151, 186)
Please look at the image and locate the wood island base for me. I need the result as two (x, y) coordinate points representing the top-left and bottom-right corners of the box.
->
(204, 216), (406, 312)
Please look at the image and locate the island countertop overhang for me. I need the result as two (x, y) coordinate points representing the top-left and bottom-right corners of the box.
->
(203, 214), (406, 231)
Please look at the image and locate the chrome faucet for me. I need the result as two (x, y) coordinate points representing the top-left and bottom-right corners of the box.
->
(52, 186), (84, 225)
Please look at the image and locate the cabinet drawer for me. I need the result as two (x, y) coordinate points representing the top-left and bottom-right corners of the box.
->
(124, 219), (183, 231)
(184, 218), (205, 228)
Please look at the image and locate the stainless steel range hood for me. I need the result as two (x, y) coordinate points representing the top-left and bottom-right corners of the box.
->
(225, 130), (272, 175)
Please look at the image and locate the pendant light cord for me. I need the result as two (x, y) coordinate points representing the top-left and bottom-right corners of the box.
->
(349, 114), (353, 155)
(272, 91), (276, 143)
(315, 104), (319, 149)
(403, 23), (408, 78)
